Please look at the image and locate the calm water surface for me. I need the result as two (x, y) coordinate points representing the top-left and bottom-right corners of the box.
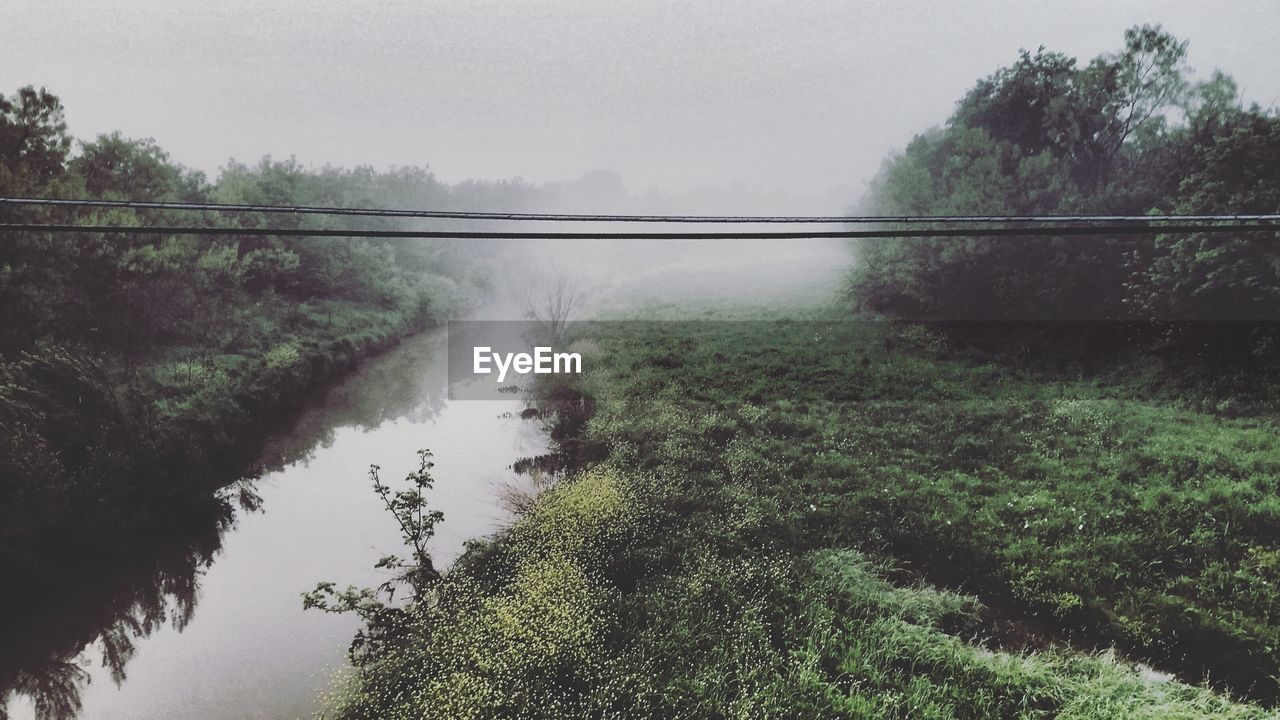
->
(11, 321), (545, 720)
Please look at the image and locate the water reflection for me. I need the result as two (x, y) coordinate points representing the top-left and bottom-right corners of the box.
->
(0, 508), (230, 720)
(0, 325), (534, 720)
(256, 329), (453, 474)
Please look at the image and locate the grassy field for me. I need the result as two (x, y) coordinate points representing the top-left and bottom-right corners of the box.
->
(329, 307), (1280, 719)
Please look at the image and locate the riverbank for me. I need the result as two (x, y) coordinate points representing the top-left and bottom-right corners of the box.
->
(324, 305), (1280, 719)
(0, 282), (481, 716)
(4, 294), (462, 561)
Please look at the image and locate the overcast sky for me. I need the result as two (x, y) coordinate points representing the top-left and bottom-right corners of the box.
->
(5, 0), (1279, 202)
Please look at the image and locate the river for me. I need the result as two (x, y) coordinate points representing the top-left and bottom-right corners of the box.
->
(7, 319), (547, 720)
(4, 237), (851, 720)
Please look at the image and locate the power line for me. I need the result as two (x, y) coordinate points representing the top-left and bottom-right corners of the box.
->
(2, 223), (1277, 240)
(2, 196), (1279, 225)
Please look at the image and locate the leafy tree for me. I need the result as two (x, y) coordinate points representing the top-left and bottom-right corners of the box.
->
(72, 133), (208, 202)
(1130, 109), (1280, 326)
(847, 24), (1267, 335)
(953, 47), (1085, 161)
(1102, 25), (1191, 159)
(0, 86), (72, 196)
(303, 450), (443, 663)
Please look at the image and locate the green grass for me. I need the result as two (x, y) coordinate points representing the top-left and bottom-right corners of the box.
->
(329, 311), (1280, 718)
(576, 319), (1280, 699)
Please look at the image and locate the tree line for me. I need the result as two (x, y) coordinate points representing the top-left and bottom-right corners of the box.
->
(848, 25), (1280, 359)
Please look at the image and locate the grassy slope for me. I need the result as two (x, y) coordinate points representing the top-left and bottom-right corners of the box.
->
(330, 307), (1280, 719)
(141, 298), (443, 469)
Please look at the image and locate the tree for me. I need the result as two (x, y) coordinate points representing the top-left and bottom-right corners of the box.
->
(72, 133), (207, 202)
(1102, 25), (1190, 159)
(303, 450), (443, 663)
(0, 86), (72, 196)
(849, 25), (1202, 325)
(952, 47), (1084, 160)
(512, 262), (585, 342)
(1130, 109), (1280, 327)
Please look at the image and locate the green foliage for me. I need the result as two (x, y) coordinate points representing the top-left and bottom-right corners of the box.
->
(263, 343), (301, 370)
(71, 132), (208, 201)
(303, 451), (446, 677)
(1133, 111), (1280, 324)
(847, 25), (1280, 351)
(0, 86), (72, 195)
(369, 450), (447, 592)
(322, 467), (634, 720)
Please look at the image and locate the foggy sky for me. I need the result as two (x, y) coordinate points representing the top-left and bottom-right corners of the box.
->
(5, 0), (1280, 202)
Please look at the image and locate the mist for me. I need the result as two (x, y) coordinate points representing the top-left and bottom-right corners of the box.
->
(483, 172), (854, 319)
(5, 4), (1280, 719)
(6, 1), (1279, 198)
